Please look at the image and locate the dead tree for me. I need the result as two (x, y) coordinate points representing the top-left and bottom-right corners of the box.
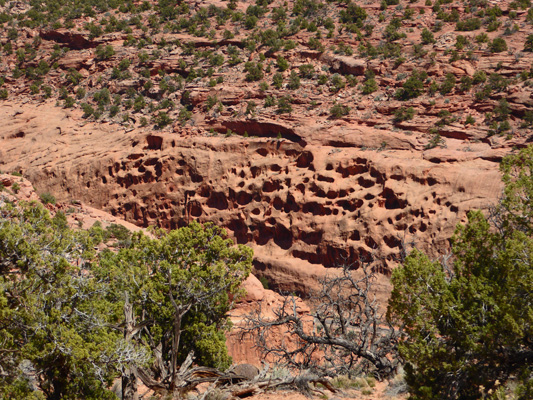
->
(242, 263), (403, 380)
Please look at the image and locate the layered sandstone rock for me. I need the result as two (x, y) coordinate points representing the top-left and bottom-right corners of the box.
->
(0, 100), (508, 295)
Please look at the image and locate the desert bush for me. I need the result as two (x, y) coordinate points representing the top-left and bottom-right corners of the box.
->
(273, 72), (284, 89)
(206, 95), (219, 111)
(456, 17), (481, 31)
(395, 70), (427, 100)
(244, 61), (263, 82)
(63, 96), (75, 108)
(76, 87), (86, 99)
(264, 95), (276, 107)
(93, 88), (110, 107)
(489, 37), (508, 52)
(154, 111), (173, 128)
(465, 115), (476, 125)
(493, 99), (510, 120)
(40, 192), (56, 204)
(475, 32), (489, 43)
(330, 103), (350, 118)
(421, 28), (435, 44)
(330, 74), (345, 93)
(473, 70), (487, 84)
(276, 56), (290, 72)
(299, 64), (315, 79)
(95, 44), (115, 60)
(81, 103), (94, 118)
(439, 73), (456, 95)
(394, 107), (415, 122)
(308, 37), (325, 51)
(288, 71), (301, 90)
(459, 76), (473, 92)
(340, 2), (367, 25)
(277, 96), (292, 114)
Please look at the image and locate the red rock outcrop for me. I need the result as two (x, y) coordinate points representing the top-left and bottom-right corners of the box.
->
(0, 101), (509, 295)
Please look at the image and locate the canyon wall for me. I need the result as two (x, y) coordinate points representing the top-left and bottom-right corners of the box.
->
(0, 102), (507, 294)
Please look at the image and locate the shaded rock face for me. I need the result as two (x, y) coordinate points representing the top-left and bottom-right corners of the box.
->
(40, 29), (96, 50)
(0, 103), (505, 295)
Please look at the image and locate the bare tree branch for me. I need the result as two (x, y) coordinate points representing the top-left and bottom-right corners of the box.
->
(242, 261), (404, 380)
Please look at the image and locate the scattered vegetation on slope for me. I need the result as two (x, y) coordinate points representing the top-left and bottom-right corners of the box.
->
(0, 0), (532, 137)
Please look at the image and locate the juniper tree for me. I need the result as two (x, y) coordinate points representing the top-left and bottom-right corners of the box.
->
(0, 201), (252, 400)
(389, 146), (533, 400)
(97, 222), (252, 398)
(0, 202), (128, 400)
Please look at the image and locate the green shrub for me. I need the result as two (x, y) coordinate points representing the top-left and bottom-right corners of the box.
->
(40, 192), (56, 205)
(330, 103), (350, 118)
(473, 70), (487, 84)
(287, 71), (301, 90)
(105, 223), (131, 242)
(264, 95), (275, 107)
(459, 76), (473, 92)
(384, 18), (405, 42)
(489, 37), (508, 53)
(7, 27), (18, 41)
(340, 3), (367, 24)
(488, 72), (509, 92)
(245, 101), (256, 116)
(244, 61), (263, 82)
(421, 28), (435, 44)
(394, 107), (416, 122)
(177, 108), (191, 125)
(299, 64), (315, 79)
(330, 74), (345, 93)
(76, 87), (86, 99)
(475, 33), (489, 43)
(205, 95), (218, 111)
(493, 99), (510, 121)
(11, 182), (20, 194)
(109, 105), (120, 117)
(81, 103), (94, 118)
(308, 37), (324, 51)
(424, 133), (445, 149)
(95, 44), (115, 60)
(93, 88), (110, 107)
(244, 15), (258, 29)
(63, 96), (75, 108)
(487, 20), (501, 32)
(276, 56), (289, 72)
(277, 96), (292, 114)
(35, 60), (50, 76)
(42, 86), (52, 98)
(132, 95), (145, 112)
(439, 73), (456, 95)
(154, 112), (173, 128)
(456, 17), (481, 31)
(362, 78), (378, 94)
(395, 70), (427, 100)
(273, 72), (283, 89)
(258, 276), (269, 289)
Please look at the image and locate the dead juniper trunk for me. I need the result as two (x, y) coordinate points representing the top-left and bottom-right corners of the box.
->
(243, 263), (403, 380)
